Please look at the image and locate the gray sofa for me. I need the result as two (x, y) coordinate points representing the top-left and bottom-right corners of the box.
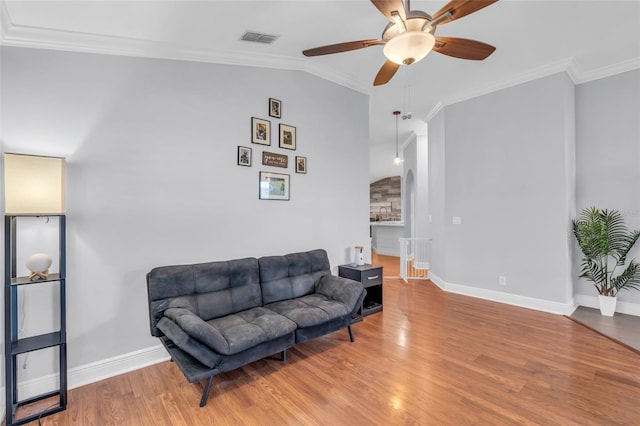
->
(146, 249), (365, 407)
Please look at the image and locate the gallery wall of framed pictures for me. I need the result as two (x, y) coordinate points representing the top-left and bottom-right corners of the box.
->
(236, 97), (308, 201)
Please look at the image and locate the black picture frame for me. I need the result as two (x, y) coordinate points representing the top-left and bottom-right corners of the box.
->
(269, 98), (281, 118)
(251, 117), (271, 145)
(295, 156), (307, 174)
(279, 124), (296, 150)
(237, 146), (252, 167)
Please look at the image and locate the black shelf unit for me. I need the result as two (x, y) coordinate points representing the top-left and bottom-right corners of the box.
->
(338, 264), (383, 317)
(4, 215), (67, 426)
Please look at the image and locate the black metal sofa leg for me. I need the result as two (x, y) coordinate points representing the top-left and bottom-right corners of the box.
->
(200, 376), (214, 407)
(348, 325), (355, 342)
(281, 350), (287, 362)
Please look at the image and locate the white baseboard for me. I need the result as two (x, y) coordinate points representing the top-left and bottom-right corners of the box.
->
(427, 272), (446, 291)
(69, 344), (170, 389)
(428, 273), (640, 317)
(426, 272), (575, 315)
(446, 281), (576, 315)
(574, 294), (640, 317)
(1, 344), (170, 421)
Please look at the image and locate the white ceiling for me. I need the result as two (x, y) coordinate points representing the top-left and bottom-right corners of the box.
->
(2, 0), (639, 182)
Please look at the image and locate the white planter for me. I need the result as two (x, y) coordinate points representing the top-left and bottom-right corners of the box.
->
(598, 295), (617, 316)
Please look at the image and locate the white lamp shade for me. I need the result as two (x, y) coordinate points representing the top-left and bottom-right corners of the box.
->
(4, 153), (66, 214)
(383, 31), (436, 65)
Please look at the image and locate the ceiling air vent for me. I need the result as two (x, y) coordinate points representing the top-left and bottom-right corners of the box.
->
(240, 31), (279, 44)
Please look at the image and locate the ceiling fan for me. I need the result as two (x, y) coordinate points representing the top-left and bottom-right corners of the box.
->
(303, 0), (498, 86)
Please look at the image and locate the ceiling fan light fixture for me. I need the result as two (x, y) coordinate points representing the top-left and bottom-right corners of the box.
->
(383, 31), (436, 65)
(390, 11), (406, 33)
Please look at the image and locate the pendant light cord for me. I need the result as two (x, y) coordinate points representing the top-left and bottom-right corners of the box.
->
(395, 113), (399, 156)
(403, 67), (412, 120)
(393, 110), (401, 165)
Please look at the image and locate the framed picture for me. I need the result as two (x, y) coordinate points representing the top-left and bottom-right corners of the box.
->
(295, 156), (307, 174)
(259, 171), (290, 201)
(269, 98), (281, 118)
(251, 117), (271, 145)
(279, 124), (296, 150)
(237, 146), (252, 167)
(262, 151), (288, 168)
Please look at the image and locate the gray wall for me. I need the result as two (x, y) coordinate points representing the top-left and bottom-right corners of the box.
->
(1, 46), (370, 380)
(427, 68), (640, 313)
(427, 110), (447, 281)
(401, 133), (429, 240)
(428, 73), (576, 304)
(575, 69), (640, 305)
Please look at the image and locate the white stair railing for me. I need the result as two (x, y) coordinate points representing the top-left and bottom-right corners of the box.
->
(399, 238), (431, 282)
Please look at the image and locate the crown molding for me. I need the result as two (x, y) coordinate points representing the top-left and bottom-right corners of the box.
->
(399, 132), (416, 151)
(430, 56), (640, 120)
(572, 57), (640, 84)
(565, 59), (581, 84)
(0, 8), (371, 96)
(423, 101), (444, 123)
(0, 0), (12, 40)
(2, 1), (636, 107)
(445, 58), (577, 107)
(303, 62), (372, 95)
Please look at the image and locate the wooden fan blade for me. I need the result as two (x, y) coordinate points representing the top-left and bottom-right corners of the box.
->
(432, 0), (498, 25)
(433, 37), (496, 60)
(303, 39), (383, 57)
(370, 0), (407, 22)
(373, 60), (400, 86)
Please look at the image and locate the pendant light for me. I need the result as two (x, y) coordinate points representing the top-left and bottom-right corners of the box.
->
(393, 111), (402, 166)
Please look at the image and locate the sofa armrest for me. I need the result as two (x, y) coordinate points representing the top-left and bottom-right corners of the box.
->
(157, 317), (221, 368)
(316, 275), (365, 314)
(164, 308), (232, 355)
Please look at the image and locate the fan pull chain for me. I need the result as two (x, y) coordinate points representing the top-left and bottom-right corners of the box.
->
(403, 67), (412, 120)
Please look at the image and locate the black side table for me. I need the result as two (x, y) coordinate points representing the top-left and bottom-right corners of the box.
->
(338, 264), (383, 316)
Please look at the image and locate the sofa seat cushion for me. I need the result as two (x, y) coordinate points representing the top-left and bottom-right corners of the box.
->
(265, 294), (350, 328)
(164, 307), (296, 356)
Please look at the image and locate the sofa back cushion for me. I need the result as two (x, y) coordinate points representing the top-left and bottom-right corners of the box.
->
(259, 249), (331, 305)
(147, 257), (261, 336)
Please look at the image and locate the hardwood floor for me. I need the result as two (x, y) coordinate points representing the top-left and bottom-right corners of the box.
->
(371, 251), (400, 277)
(10, 261), (640, 425)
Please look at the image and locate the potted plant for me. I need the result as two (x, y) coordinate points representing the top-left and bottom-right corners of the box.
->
(572, 207), (640, 316)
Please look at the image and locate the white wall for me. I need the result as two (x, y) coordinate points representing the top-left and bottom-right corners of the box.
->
(370, 143), (400, 184)
(575, 69), (640, 309)
(427, 73), (576, 310)
(1, 46), (370, 383)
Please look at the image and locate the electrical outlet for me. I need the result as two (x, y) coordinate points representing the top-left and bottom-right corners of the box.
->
(499, 276), (507, 286)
